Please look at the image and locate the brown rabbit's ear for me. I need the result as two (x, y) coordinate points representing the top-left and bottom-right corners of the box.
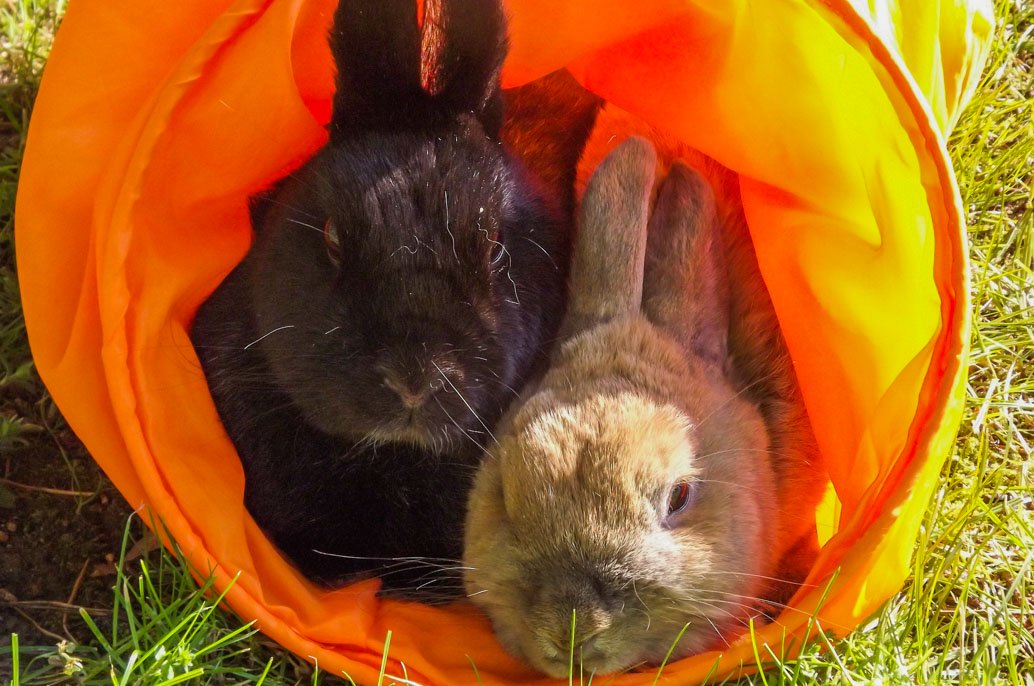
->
(643, 161), (730, 369)
(560, 136), (657, 339)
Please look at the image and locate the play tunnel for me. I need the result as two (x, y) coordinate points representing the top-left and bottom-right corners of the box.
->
(16, 0), (992, 683)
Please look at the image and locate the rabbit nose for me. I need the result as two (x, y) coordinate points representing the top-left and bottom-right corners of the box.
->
(548, 624), (609, 656)
(382, 370), (441, 409)
(540, 604), (613, 659)
(382, 352), (466, 408)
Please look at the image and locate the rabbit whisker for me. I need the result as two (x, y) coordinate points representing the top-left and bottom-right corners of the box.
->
(385, 585), (469, 596)
(482, 227), (521, 305)
(390, 573), (470, 585)
(658, 604), (735, 647)
(690, 590), (823, 623)
(444, 190), (459, 262)
(689, 588), (795, 609)
(391, 242), (419, 258)
(431, 360), (500, 447)
(701, 570), (819, 587)
(284, 217), (325, 235)
(407, 568), (474, 582)
(688, 370), (780, 434)
(691, 478), (767, 497)
(433, 396), (492, 457)
(416, 577), (443, 591)
(632, 580), (652, 631)
(285, 167), (330, 193)
(390, 584), (470, 595)
(310, 550), (466, 564)
(504, 276), (520, 305)
(682, 609), (745, 643)
(401, 559), (475, 572)
(695, 447), (791, 459)
(340, 434), (382, 459)
(697, 612), (733, 648)
(690, 600), (779, 625)
(376, 568), (461, 581)
(242, 324), (296, 350)
(411, 233), (439, 258)
(520, 236), (559, 270)
(680, 595), (753, 622)
(695, 447), (799, 463)
(263, 198), (321, 219)
(482, 374), (521, 399)
(394, 574), (469, 584)
(634, 606), (652, 632)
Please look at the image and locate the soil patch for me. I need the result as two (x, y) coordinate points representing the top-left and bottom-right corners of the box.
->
(0, 391), (132, 648)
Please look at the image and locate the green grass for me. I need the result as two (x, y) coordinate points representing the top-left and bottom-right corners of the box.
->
(0, 0), (59, 455)
(3, 517), (333, 686)
(0, 0), (60, 356)
(2, 0), (1032, 684)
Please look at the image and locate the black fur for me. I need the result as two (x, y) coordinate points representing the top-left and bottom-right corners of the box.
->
(190, 0), (599, 600)
(329, 0), (507, 139)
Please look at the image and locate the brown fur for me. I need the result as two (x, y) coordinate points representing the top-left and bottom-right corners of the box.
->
(464, 128), (825, 677)
(466, 316), (776, 676)
(575, 106), (825, 577)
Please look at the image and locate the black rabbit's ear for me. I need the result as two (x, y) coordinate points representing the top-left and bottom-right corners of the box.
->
(329, 0), (429, 136)
(430, 0), (508, 138)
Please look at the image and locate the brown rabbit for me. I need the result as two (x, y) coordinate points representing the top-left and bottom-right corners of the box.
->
(463, 127), (824, 677)
(576, 106), (825, 580)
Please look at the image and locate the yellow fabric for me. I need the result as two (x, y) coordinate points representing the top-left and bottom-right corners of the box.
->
(16, 0), (989, 683)
(847, 0), (994, 132)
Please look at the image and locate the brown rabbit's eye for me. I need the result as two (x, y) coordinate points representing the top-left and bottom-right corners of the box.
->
(323, 218), (342, 267)
(667, 481), (694, 516)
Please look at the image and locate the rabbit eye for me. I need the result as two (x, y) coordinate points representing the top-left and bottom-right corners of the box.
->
(487, 228), (505, 267)
(489, 240), (505, 267)
(323, 218), (342, 267)
(667, 480), (694, 516)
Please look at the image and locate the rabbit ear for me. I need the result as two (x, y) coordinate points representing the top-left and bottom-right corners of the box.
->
(329, 0), (428, 136)
(329, 0), (507, 140)
(560, 136), (657, 339)
(642, 161), (730, 369)
(428, 0), (508, 138)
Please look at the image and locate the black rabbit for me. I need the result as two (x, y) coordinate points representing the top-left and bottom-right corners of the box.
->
(190, 0), (598, 600)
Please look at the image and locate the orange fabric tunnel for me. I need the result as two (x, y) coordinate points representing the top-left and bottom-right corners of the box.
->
(16, 0), (992, 683)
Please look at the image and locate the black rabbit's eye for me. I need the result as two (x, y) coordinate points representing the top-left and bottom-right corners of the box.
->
(667, 481), (694, 516)
(489, 239), (505, 266)
(323, 218), (342, 267)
